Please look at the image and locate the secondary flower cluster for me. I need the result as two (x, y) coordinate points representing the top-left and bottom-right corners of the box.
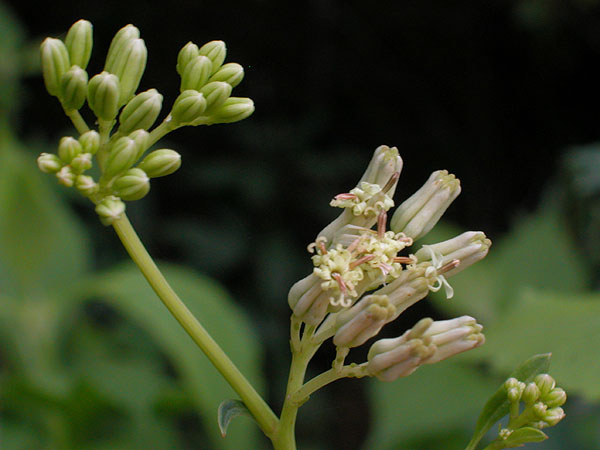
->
(37, 20), (254, 225)
(289, 145), (491, 380)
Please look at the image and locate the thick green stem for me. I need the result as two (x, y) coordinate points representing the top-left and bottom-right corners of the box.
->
(112, 213), (279, 439)
(64, 109), (90, 135)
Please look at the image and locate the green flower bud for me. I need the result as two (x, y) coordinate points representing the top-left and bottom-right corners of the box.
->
(170, 90), (207, 125)
(60, 65), (88, 111)
(534, 374), (556, 397)
(108, 38), (147, 105)
(119, 88), (163, 134)
(138, 149), (181, 178)
(79, 130), (100, 155)
(56, 166), (75, 187)
(104, 136), (138, 178)
(65, 19), (93, 69)
(206, 97), (254, 124)
(104, 24), (140, 73)
(112, 168), (150, 201)
(391, 170), (461, 240)
(37, 153), (63, 173)
(58, 136), (82, 163)
(128, 129), (150, 159)
(209, 62), (244, 88)
(180, 55), (213, 92)
(95, 195), (125, 226)
(75, 174), (98, 197)
(544, 388), (567, 408)
(71, 153), (93, 173)
(507, 387), (522, 403)
(88, 71), (120, 121)
(543, 407), (566, 426)
(40, 38), (70, 97)
(200, 81), (232, 112)
(198, 40), (226, 74)
(523, 382), (541, 405)
(177, 41), (200, 76)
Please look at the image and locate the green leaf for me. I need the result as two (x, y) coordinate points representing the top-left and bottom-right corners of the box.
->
(364, 359), (498, 450)
(476, 289), (600, 400)
(84, 262), (265, 450)
(218, 399), (252, 437)
(466, 353), (551, 450)
(0, 134), (90, 297)
(502, 426), (548, 447)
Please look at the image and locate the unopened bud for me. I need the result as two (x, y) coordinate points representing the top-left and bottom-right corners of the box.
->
(87, 71), (120, 121)
(58, 136), (82, 163)
(422, 315), (485, 364)
(79, 130), (100, 155)
(75, 174), (98, 196)
(95, 195), (125, 226)
(367, 336), (436, 382)
(128, 129), (150, 159)
(109, 38), (147, 105)
(209, 62), (244, 88)
(523, 382), (541, 405)
(332, 295), (396, 348)
(534, 374), (556, 397)
(56, 166), (75, 187)
(112, 168), (150, 201)
(180, 55), (213, 92)
(390, 170), (461, 240)
(37, 153), (62, 173)
(200, 81), (232, 112)
(198, 40), (226, 74)
(206, 97), (254, 124)
(60, 65), (88, 111)
(40, 38), (70, 97)
(543, 388), (567, 408)
(177, 41), (200, 76)
(104, 136), (138, 178)
(70, 153), (93, 173)
(533, 401), (548, 419)
(119, 88), (162, 134)
(414, 231), (491, 278)
(171, 90), (207, 125)
(104, 24), (140, 73)
(138, 149), (181, 178)
(65, 20), (93, 69)
(543, 407), (565, 426)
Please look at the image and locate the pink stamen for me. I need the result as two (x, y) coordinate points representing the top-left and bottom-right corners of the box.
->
(332, 272), (348, 297)
(318, 240), (328, 255)
(334, 193), (358, 201)
(377, 211), (387, 239)
(438, 259), (460, 274)
(350, 254), (375, 269)
(382, 171), (400, 193)
(393, 256), (414, 264)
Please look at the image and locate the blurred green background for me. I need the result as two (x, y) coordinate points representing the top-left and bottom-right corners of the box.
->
(1, 0), (600, 449)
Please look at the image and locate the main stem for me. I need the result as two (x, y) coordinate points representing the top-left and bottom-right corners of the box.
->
(112, 213), (279, 439)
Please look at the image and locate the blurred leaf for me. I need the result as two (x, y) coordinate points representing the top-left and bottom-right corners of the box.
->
(364, 358), (497, 450)
(84, 262), (265, 449)
(466, 353), (551, 449)
(0, 133), (90, 298)
(218, 399), (252, 437)
(0, 2), (24, 122)
(476, 288), (600, 400)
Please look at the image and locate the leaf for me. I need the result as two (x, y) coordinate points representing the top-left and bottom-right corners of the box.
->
(466, 353), (551, 450)
(218, 399), (252, 437)
(475, 288), (600, 400)
(83, 262), (265, 450)
(364, 359), (498, 450)
(502, 426), (548, 447)
(0, 134), (90, 298)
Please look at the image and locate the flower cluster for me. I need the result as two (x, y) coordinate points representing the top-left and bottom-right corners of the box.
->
(37, 20), (254, 225)
(289, 145), (491, 380)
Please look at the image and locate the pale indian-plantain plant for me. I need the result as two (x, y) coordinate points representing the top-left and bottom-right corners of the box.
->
(36, 20), (566, 449)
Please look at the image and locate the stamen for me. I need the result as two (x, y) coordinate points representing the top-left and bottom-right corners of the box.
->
(377, 210), (387, 239)
(382, 171), (400, 194)
(349, 254), (375, 269)
(347, 236), (363, 253)
(332, 272), (348, 297)
(318, 240), (328, 255)
(438, 259), (460, 274)
(393, 256), (415, 264)
(334, 193), (358, 201)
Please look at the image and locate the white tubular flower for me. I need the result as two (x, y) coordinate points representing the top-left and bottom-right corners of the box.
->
(331, 295), (396, 348)
(422, 315), (485, 365)
(390, 170), (461, 241)
(318, 145), (402, 242)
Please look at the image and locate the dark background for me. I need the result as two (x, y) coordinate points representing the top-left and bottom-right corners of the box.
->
(5, 1), (600, 448)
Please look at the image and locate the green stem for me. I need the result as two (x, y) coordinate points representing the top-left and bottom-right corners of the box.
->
(112, 213), (279, 439)
(64, 109), (90, 135)
(148, 119), (178, 147)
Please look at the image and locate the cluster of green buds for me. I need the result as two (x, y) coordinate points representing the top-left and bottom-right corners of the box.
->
(482, 374), (566, 449)
(37, 20), (253, 225)
(289, 145), (491, 378)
